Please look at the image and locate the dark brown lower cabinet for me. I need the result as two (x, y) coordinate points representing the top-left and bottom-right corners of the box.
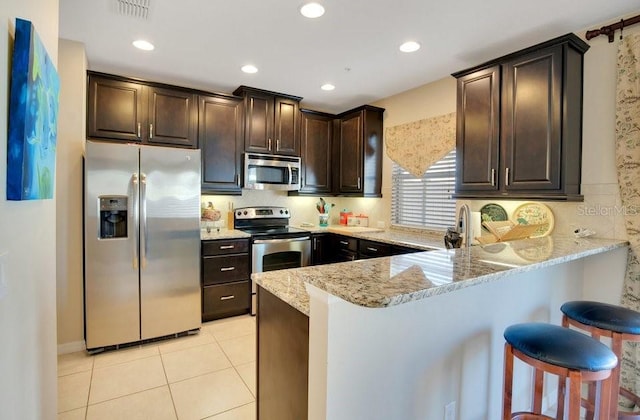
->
(257, 286), (309, 420)
(202, 281), (250, 320)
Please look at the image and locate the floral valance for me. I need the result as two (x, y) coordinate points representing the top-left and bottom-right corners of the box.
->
(385, 112), (456, 177)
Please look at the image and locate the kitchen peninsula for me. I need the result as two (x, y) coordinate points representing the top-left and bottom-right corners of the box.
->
(253, 235), (628, 420)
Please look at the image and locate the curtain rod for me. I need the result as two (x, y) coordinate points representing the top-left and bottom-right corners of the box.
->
(586, 14), (640, 42)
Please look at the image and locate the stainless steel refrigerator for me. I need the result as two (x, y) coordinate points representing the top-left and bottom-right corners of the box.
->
(84, 140), (201, 351)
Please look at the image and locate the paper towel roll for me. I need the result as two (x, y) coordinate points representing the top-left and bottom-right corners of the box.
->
(471, 211), (482, 244)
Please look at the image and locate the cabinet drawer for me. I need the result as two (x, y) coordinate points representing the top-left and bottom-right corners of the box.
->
(335, 249), (357, 262)
(202, 281), (250, 321)
(334, 236), (357, 252)
(203, 254), (250, 285)
(358, 240), (391, 259)
(202, 239), (249, 256)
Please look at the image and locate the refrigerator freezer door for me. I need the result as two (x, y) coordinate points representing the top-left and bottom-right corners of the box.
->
(84, 141), (141, 349)
(139, 146), (201, 339)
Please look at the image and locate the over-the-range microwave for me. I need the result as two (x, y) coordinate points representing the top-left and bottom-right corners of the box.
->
(243, 152), (301, 191)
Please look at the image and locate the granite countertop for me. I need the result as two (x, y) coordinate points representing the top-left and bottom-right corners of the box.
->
(200, 228), (251, 241)
(252, 235), (628, 316)
(294, 224), (446, 250)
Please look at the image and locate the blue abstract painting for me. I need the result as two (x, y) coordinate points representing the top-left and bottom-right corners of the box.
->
(7, 18), (60, 200)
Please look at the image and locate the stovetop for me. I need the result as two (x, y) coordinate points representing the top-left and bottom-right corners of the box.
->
(238, 226), (309, 236)
(234, 206), (309, 239)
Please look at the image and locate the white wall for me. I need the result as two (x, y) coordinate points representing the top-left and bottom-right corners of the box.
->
(0, 0), (59, 418)
(56, 39), (86, 352)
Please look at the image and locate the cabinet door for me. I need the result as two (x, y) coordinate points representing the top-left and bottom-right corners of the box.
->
(502, 46), (562, 191)
(87, 75), (144, 142)
(299, 112), (333, 194)
(244, 91), (273, 153)
(274, 98), (300, 155)
(199, 95), (244, 194)
(455, 66), (500, 192)
(311, 234), (330, 265)
(147, 87), (197, 148)
(338, 111), (363, 193)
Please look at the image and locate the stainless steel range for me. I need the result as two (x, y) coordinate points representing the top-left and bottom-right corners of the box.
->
(234, 206), (311, 315)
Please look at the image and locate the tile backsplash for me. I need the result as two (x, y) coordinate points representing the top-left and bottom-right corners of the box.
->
(202, 182), (628, 240)
(201, 189), (391, 230)
(459, 182), (628, 240)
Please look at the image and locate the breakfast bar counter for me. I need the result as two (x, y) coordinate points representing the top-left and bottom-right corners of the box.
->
(252, 236), (628, 316)
(253, 235), (629, 420)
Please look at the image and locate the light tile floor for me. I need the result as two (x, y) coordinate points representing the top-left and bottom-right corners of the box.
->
(57, 315), (257, 420)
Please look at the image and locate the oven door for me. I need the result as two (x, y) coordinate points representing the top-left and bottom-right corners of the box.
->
(251, 236), (311, 315)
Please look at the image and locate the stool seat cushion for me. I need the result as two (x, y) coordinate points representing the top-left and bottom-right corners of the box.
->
(504, 323), (617, 372)
(561, 301), (640, 335)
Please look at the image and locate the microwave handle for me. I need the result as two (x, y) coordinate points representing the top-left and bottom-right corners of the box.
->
(288, 164), (293, 185)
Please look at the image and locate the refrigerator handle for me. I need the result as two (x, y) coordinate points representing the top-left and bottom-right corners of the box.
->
(132, 173), (140, 269)
(140, 173), (148, 269)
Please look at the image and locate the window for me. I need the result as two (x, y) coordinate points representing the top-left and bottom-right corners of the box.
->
(391, 149), (456, 230)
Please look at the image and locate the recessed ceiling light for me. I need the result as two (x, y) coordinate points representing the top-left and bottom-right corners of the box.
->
(321, 83), (335, 91)
(399, 41), (421, 53)
(300, 2), (325, 18)
(132, 39), (154, 51)
(241, 65), (258, 74)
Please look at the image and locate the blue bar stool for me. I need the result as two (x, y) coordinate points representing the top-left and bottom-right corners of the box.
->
(503, 323), (617, 420)
(561, 301), (640, 419)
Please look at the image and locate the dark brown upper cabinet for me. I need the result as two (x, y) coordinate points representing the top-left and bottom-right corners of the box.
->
(87, 72), (197, 148)
(335, 105), (385, 197)
(199, 94), (244, 195)
(294, 110), (334, 195)
(453, 33), (589, 201)
(233, 86), (302, 156)
(455, 66), (500, 192)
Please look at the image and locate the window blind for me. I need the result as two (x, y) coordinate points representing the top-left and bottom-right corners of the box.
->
(391, 149), (456, 230)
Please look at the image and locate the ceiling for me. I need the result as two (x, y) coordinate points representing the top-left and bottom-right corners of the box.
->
(59, 0), (640, 114)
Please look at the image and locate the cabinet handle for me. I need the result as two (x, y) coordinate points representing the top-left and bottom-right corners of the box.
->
(220, 267), (236, 272)
(339, 240), (349, 246)
(366, 247), (378, 252)
(220, 295), (235, 301)
(235, 173), (240, 187)
(491, 169), (495, 186)
(505, 167), (510, 186)
(149, 123), (153, 139)
(219, 245), (235, 250)
(313, 238), (317, 251)
(276, 139), (281, 151)
(268, 138), (272, 151)
(137, 122), (141, 138)
(357, 177), (361, 189)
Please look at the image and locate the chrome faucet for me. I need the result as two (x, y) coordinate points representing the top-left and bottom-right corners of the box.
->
(456, 204), (472, 248)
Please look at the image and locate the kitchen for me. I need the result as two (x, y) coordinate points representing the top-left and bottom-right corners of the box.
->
(2, 0), (640, 419)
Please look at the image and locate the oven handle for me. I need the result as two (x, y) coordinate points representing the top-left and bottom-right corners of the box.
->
(253, 236), (311, 244)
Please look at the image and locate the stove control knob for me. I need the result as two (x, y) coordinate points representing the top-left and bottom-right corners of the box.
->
(285, 210), (289, 215)
(236, 211), (241, 216)
(243, 211), (248, 215)
(280, 209), (284, 214)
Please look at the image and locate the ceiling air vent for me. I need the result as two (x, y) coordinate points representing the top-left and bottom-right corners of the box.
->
(116, 0), (151, 19)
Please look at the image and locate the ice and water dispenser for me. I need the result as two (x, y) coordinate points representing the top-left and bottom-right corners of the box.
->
(99, 196), (128, 239)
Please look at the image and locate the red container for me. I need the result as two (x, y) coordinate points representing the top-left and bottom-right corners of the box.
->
(339, 210), (352, 225)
